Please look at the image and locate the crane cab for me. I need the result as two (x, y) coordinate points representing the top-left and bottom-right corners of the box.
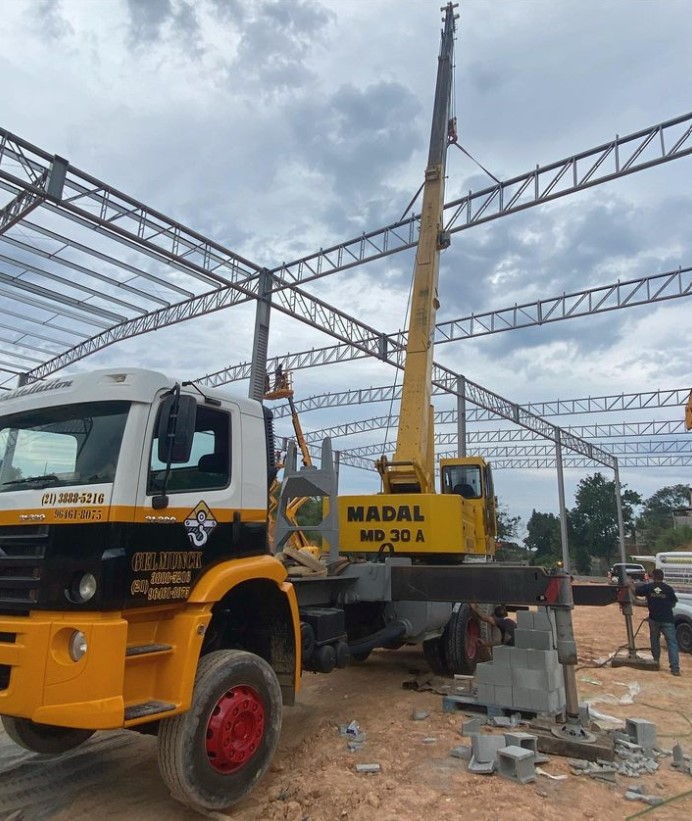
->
(440, 456), (497, 557)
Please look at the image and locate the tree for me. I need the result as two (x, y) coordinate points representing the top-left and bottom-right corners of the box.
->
(636, 484), (692, 546)
(654, 525), (692, 551)
(496, 505), (521, 542)
(569, 473), (641, 569)
(524, 510), (562, 564)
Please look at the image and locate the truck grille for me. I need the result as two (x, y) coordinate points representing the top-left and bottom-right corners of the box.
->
(0, 525), (48, 606)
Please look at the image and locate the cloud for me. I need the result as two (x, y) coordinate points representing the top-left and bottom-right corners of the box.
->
(1, 0), (691, 527)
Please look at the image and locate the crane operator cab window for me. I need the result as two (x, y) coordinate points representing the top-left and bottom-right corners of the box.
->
(441, 464), (482, 499)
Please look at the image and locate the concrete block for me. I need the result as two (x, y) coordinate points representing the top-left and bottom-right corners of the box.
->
(506, 648), (529, 668)
(485, 665), (513, 688)
(462, 718), (481, 736)
(537, 691), (564, 715)
(356, 763), (381, 773)
(472, 733), (508, 763)
(494, 685), (513, 707)
(467, 755), (495, 774)
(515, 629), (555, 651)
(533, 607), (557, 632)
(626, 719), (657, 750)
(497, 745), (537, 784)
(492, 645), (514, 667)
(504, 732), (538, 757)
(526, 648), (560, 670)
(412, 709), (429, 721)
(475, 663), (496, 684)
(512, 687), (535, 712)
(511, 667), (562, 691)
(475, 683), (494, 705)
(579, 703), (591, 725)
(450, 744), (472, 760)
(532, 691), (553, 714)
(516, 610), (534, 629)
(672, 743), (684, 767)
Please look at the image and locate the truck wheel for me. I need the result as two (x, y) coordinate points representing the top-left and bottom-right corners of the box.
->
(158, 649), (282, 811)
(0, 716), (94, 754)
(676, 620), (692, 654)
(423, 636), (450, 676)
(444, 603), (480, 675)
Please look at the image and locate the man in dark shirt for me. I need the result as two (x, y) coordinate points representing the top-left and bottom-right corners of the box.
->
(631, 569), (680, 676)
(471, 604), (517, 647)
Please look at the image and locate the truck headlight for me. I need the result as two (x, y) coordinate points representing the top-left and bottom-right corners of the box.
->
(67, 572), (97, 603)
(68, 630), (88, 662)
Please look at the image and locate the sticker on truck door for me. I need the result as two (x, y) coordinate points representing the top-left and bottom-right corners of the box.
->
(184, 501), (217, 548)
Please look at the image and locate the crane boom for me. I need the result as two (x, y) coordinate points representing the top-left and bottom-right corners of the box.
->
(378, 2), (457, 495)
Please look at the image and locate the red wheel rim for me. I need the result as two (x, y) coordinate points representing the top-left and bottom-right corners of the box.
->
(465, 617), (480, 660)
(206, 685), (265, 774)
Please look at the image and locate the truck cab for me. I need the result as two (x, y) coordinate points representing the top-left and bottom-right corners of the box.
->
(0, 368), (301, 812)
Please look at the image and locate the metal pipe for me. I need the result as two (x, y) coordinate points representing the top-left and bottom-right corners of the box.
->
(555, 433), (570, 572)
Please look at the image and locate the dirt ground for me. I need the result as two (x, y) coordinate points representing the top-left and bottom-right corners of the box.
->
(1, 602), (690, 821)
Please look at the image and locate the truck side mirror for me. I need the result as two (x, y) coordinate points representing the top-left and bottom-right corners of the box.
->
(157, 394), (197, 464)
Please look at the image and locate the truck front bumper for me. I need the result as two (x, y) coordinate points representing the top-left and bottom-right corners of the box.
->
(0, 611), (128, 730)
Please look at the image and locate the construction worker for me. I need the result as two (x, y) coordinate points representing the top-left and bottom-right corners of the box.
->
(470, 604), (516, 647)
(630, 569), (681, 676)
(274, 363), (284, 391)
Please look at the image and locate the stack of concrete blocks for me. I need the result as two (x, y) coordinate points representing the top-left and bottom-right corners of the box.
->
(474, 607), (566, 715)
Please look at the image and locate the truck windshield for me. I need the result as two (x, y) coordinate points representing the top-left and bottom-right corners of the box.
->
(0, 401), (130, 491)
(441, 465), (482, 499)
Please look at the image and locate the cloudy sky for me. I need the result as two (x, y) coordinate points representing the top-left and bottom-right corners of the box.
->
(1, 0), (690, 534)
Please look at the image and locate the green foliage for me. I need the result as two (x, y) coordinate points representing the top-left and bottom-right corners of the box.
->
(569, 473), (641, 566)
(524, 509), (562, 564)
(654, 525), (692, 551)
(495, 542), (530, 563)
(636, 484), (691, 546)
(496, 503), (521, 541)
(295, 497), (324, 527)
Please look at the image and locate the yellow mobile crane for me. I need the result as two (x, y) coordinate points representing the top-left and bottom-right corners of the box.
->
(331, 2), (497, 674)
(339, 5), (495, 559)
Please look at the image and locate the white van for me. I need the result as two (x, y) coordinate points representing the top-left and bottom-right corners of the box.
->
(656, 552), (692, 654)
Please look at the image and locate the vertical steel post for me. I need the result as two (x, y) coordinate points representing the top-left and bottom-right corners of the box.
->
(555, 432), (570, 572)
(457, 374), (467, 458)
(248, 269), (273, 402)
(613, 459), (638, 658)
(613, 460), (627, 565)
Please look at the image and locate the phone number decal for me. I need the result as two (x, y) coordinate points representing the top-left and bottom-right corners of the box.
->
(52, 508), (104, 521)
(42, 491), (106, 506)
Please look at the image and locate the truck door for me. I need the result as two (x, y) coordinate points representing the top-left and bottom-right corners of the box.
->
(127, 397), (253, 608)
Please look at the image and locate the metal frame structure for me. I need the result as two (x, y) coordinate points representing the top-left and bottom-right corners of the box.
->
(1, 110), (690, 550)
(1, 111), (691, 384)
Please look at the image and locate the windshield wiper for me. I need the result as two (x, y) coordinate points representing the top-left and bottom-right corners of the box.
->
(3, 473), (60, 487)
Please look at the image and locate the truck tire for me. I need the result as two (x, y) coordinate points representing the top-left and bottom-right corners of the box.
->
(676, 620), (692, 654)
(0, 716), (94, 754)
(443, 603), (481, 675)
(423, 636), (450, 676)
(158, 649), (282, 811)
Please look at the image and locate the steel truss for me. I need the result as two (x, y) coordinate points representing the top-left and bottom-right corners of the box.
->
(334, 450), (692, 473)
(301, 416), (685, 444)
(1, 112), (689, 382)
(270, 386), (688, 421)
(271, 112), (692, 285)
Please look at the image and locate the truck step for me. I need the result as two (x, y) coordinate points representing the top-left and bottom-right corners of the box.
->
(125, 643), (173, 657)
(124, 700), (176, 721)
